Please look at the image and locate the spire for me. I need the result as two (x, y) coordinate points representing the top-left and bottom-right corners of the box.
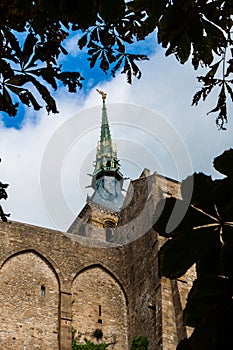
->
(100, 98), (111, 145)
(86, 90), (125, 212)
(93, 90), (123, 181)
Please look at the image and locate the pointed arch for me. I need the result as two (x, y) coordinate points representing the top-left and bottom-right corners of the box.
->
(0, 248), (63, 286)
(71, 264), (128, 350)
(72, 263), (128, 305)
(0, 250), (60, 350)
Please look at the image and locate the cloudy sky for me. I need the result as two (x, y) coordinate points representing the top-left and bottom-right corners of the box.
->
(0, 32), (232, 232)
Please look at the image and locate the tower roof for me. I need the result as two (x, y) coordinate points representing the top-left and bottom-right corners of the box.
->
(93, 90), (123, 181)
(88, 90), (125, 212)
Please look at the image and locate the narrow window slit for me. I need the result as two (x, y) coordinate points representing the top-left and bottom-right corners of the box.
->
(40, 285), (45, 297)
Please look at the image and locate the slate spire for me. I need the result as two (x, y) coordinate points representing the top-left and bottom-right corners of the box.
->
(94, 90), (123, 181)
(89, 90), (125, 212)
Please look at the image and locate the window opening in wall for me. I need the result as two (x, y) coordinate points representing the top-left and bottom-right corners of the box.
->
(106, 227), (113, 242)
(104, 220), (116, 242)
(98, 319), (102, 324)
(40, 285), (46, 297)
(99, 305), (102, 316)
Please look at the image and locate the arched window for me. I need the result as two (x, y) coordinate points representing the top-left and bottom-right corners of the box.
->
(104, 220), (116, 242)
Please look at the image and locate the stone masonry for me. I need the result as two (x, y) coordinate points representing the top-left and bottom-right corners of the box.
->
(0, 170), (196, 350)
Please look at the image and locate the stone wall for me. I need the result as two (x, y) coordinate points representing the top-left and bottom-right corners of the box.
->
(0, 251), (59, 350)
(0, 171), (195, 350)
(72, 266), (128, 349)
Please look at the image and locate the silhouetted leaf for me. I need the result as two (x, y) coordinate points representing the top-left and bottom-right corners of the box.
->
(0, 0), (232, 126)
(99, 0), (125, 23)
(205, 60), (222, 79)
(207, 85), (227, 130)
(184, 278), (233, 327)
(0, 59), (14, 79)
(111, 55), (124, 77)
(58, 72), (84, 92)
(213, 148), (233, 178)
(225, 58), (233, 77)
(78, 33), (88, 50)
(30, 67), (58, 90)
(32, 79), (58, 114)
(159, 233), (196, 278)
(225, 82), (233, 102)
(21, 33), (37, 68)
(156, 149), (233, 349)
(0, 205), (10, 222)
(7, 84), (42, 110)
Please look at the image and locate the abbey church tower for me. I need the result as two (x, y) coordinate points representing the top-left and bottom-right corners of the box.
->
(69, 90), (125, 242)
(0, 93), (195, 350)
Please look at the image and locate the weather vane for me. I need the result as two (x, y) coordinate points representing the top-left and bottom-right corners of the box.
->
(96, 89), (107, 100)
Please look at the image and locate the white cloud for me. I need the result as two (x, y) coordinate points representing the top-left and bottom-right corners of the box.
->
(62, 32), (83, 57)
(0, 48), (232, 232)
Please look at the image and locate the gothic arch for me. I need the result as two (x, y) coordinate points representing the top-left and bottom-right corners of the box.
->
(0, 248), (63, 285)
(0, 250), (60, 350)
(71, 264), (128, 350)
(72, 263), (128, 304)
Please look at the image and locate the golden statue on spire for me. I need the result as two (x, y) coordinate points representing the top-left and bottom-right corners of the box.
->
(96, 89), (107, 100)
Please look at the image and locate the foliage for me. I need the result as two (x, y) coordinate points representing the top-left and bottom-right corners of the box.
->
(154, 148), (233, 349)
(93, 329), (103, 340)
(0, 159), (10, 222)
(72, 330), (109, 350)
(72, 338), (109, 350)
(0, 1), (233, 128)
(130, 336), (149, 350)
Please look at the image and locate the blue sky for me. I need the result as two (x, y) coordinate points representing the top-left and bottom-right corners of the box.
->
(0, 30), (232, 231)
(1, 31), (157, 129)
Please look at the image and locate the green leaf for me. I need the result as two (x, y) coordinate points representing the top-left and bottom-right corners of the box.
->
(130, 335), (148, 350)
